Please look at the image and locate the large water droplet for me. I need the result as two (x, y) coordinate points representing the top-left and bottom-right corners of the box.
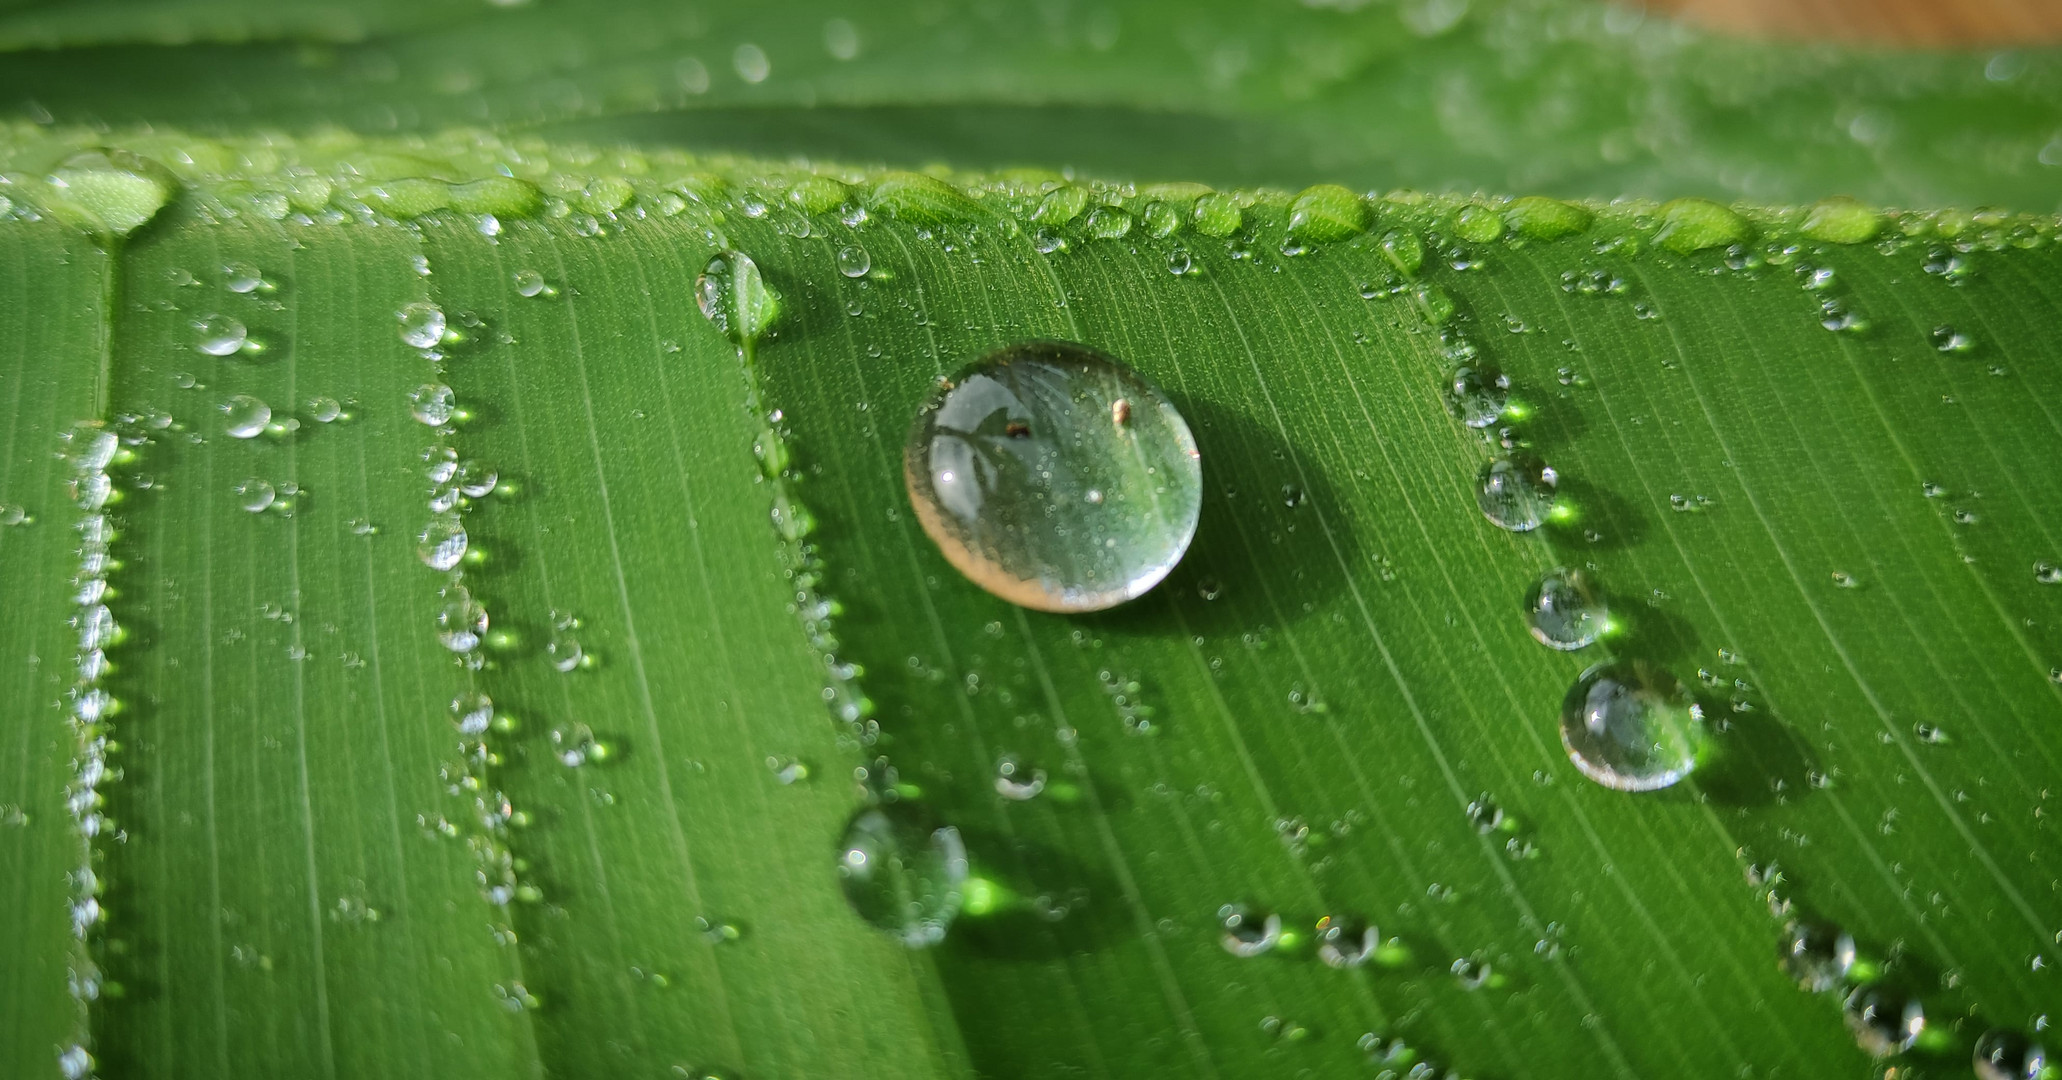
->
(836, 803), (967, 948)
(435, 587), (488, 652)
(1526, 567), (1606, 650)
(1974, 1030), (2046, 1080)
(1780, 921), (1856, 992)
(1447, 366), (1509, 428)
(1476, 453), (1559, 532)
(512, 269), (555, 299)
(193, 314), (248, 356)
(836, 244), (871, 278)
(409, 384), (456, 426)
(221, 394), (271, 439)
(234, 477), (276, 513)
(417, 515), (468, 571)
(451, 691), (494, 735)
(1844, 988), (1924, 1057)
(1559, 661), (1704, 791)
(904, 341), (1202, 612)
(398, 302), (447, 348)
(696, 250), (780, 345)
(222, 261), (269, 294)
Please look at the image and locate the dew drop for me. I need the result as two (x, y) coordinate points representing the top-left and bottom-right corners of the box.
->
(434, 588), (488, 652)
(1973, 1030), (2047, 1080)
(0, 503), (28, 526)
(1780, 921), (1856, 992)
(417, 515), (468, 571)
(397, 302), (447, 349)
(835, 803), (967, 948)
(233, 477), (276, 513)
(220, 394), (271, 439)
(1525, 566), (1606, 650)
(306, 396), (344, 423)
(1845, 988), (1924, 1057)
(696, 251), (780, 345)
(451, 691), (494, 735)
(409, 384), (456, 426)
(456, 461), (499, 499)
(546, 631), (585, 672)
(193, 314), (248, 356)
(1447, 365), (1510, 428)
(1219, 904), (1281, 957)
(1315, 916), (1378, 969)
(550, 721), (607, 766)
(1165, 247), (1192, 275)
(2036, 561), (2061, 585)
(836, 244), (871, 278)
(222, 261), (267, 294)
(512, 269), (555, 298)
(1931, 325), (1976, 353)
(994, 757), (1047, 801)
(1476, 453), (1559, 532)
(904, 341), (1202, 612)
(1559, 661), (1704, 792)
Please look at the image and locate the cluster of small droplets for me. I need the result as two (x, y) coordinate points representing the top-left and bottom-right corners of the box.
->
(55, 420), (136, 1080)
(1097, 668), (1156, 735)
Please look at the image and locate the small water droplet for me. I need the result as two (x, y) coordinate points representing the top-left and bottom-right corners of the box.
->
(1219, 904), (1281, 957)
(234, 477), (275, 513)
(1165, 247), (1192, 275)
(434, 587), (488, 652)
(733, 43), (771, 84)
(1451, 955), (1493, 990)
(766, 756), (809, 784)
(451, 691), (494, 735)
(220, 394), (271, 439)
(417, 515), (468, 571)
(550, 721), (608, 766)
(1315, 916), (1377, 968)
(1526, 566), (1607, 650)
(836, 244), (871, 278)
(397, 302), (447, 348)
(409, 384), (455, 426)
(306, 396), (344, 423)
(2035, 561), (2061, 585)
(546, 631), (585, 672)
(904, 341), (1202, 612)
(1476, 454), (1559, 532)
(1447, 365), (1510, 428)
(836, 803), (966, 948)
(1931, 325), (1976, 353)
(1559, 661), (1705, 791)
(696, 251), (780, 345)
(0, 503), (28, 526)
(193, 314), (248, 356)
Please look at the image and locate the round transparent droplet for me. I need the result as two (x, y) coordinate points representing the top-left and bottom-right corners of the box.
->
(417, 515), (468, 571)
(1316, 917), (1378, 969)
(1526, 566), (1606, 650)
(306, 396), (343, 423)
(1165, 247), (1192, 275)
(1559, 661), (1704, 791)
(1845, 988), (1924, 1058)
(836, 244), (871, 278)
(1447, 365), (1510, 428)
(904, 340), (1202, 613)
(398, 302), (447, 348)
(221, 394), (271, 439)
(222, 261), (266, 294)
(1476, 453), (1559, 532)
(456, 460), (498, 498)
(1219, 904), (1282, 957)
(1974, 1030), (2047, 1080)
(409, 384), (455, 427)
(836, 803), (967, 948)
(550, 721), (605, 767)
(451, 691), (494, 735)
(233, 477), (276, 513)
(0, 503), (27, 526)
(1781, 921), (1856, 992)
(546, 632), (585, 673)
(194, 314), (248, 356)
(512, 269), (553, 298)
(435, 590), (488, 652)
(994, 757), (1046, 801)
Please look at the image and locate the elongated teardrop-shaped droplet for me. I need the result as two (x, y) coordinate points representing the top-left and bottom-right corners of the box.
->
(1559, 661), (1704, 791)
(836, 803), (966, 948)
(1780, 921), (1855, 992)
(1974, 1030), (2046, 1080)
(1525, 567), (1606, 650)
(904, 340), (1202, 612)
(1476, 453), (1558, 532)
(695, 250), (780, 344)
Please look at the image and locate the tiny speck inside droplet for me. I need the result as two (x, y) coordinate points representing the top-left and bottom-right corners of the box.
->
(904, 340), (1202, 613)
(835, 803), (967, 948)
(1559, 661), (1704, 791)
